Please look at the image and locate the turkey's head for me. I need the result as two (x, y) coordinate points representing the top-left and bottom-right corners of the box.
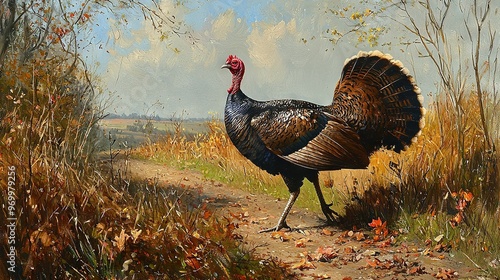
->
(222, 55), (245, 94)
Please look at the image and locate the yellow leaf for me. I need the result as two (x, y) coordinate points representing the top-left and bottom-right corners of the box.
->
(113, 229), (129, 252)
(131, 229), (142, 242)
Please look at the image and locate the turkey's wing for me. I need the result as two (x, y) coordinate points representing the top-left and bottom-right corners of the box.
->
(251, 109), (369, 170)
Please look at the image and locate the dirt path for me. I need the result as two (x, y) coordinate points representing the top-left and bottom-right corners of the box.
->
(126, 158), (483, 279)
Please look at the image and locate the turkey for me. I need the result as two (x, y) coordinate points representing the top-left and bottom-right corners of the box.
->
(222, 51), (425, 232)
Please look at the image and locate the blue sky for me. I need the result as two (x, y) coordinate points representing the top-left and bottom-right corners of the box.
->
(184, 0), (270, 29)
(90, 0), (356, 118)
(86, 0), (498, 119)
(89, 0), (275, 70)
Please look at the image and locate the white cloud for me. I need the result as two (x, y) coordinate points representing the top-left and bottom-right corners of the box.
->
(99, 0), (491, 118)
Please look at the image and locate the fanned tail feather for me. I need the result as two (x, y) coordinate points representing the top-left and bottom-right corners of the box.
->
(332, 50), (426, 153)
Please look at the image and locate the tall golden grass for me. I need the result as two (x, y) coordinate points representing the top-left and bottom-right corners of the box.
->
(0, 53), (291, 279)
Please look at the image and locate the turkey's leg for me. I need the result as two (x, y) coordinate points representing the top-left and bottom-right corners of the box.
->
(311, 176), (340, 224)
(259, 190), (300, 233)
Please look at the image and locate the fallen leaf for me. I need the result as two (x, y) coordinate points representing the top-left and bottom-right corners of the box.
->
(368, 217), (383, 228)
(434, 243), (450, 252)
(291, 258), (316, 270)
(322, 228), (334, 236)
(366, 258), (381, 267)
(369, 217), (389, 239)
(434, 234), (444, 243)
(362, 249), (378, 256)
(434, 268), (458, 279)
(354, 231), (366, 241)
(229, 211), (249, 220)
(407, 265), (426, 275)
(314, 246), (338, 262)
(313, 273), (331, 279)
(295, 238), (310, 248)
(343, 246), (355, 254)
(270, 231), (290, 242)
(422, 248), (432, 256)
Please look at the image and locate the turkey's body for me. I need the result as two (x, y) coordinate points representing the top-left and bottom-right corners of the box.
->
(222, 51), (425, 232)
(225, 92), (325, 192)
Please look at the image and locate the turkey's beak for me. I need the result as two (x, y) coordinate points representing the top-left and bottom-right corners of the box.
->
(221, 63), (231, 69)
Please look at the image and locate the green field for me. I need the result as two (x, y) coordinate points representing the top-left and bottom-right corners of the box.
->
(98, 118), (210, 148)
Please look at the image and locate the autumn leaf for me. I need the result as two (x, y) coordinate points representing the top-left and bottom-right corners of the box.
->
(434, 234), (444, 243)
(130, 229), (142, 243)
(407, 265), (426, 275)
(368, 217), (389, 239)
(343, 246), (355, 254)
(354, 231), (366, 241)
(225, 222), (237, 236)
(270, 231), (290, 242)
(434, 268), (458, 279)
(460, 190), (474, 202)
(313, 273), (331, 279)
(323, 178), (334, 189)
(113, 229), (129, 252)
(314, 246), (338, 262)
(321, 228), (334, 236)
(229, 211), (249, 220)
(95, 222), (106, 234)
(202, 209), (212, 220)
(368, 217), (383, 228)
(366, 258), (381, 268)
(291, 258), (316, 270)
(455, 199), (468, 211)
(449, 212), (463, 227)
(295, 238), (310, 248)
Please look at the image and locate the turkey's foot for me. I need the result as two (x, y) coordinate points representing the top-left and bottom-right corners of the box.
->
(259, 190), (299, 233)
(258, 221), (291, 233)
(321, 204), (342, 225)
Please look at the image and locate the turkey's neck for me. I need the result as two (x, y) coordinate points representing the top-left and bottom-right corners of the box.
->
(229, 70), (244, 95)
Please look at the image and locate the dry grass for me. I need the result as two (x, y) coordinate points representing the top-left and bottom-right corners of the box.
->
(0, 53), (292, 279)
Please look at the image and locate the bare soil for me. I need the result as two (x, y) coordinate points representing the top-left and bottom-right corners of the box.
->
(125, 158), (486, 279)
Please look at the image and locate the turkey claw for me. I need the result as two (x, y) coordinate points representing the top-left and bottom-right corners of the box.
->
(322, 205), (342, 225)
(259, 222), (291, 233)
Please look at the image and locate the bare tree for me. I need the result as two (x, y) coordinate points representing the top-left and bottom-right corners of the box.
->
(399, 0), (498, 152)
(0, 0), (194, 77)
(0, 0), (18, 69)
